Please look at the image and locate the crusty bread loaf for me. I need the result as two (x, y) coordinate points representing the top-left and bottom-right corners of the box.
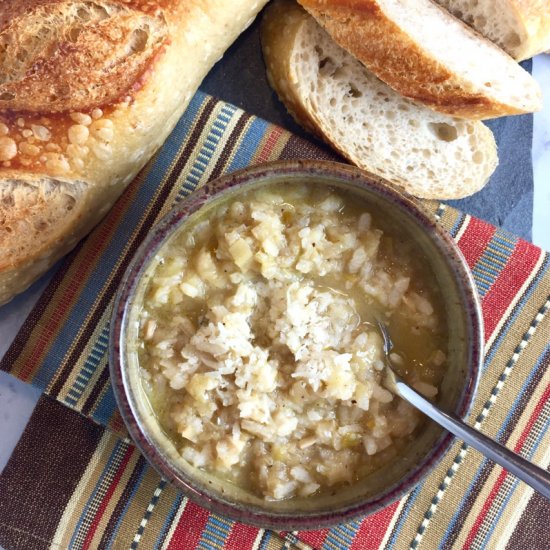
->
(297, 0), (542, 119)
(434, 0), (550, 61)
(261, 0), (498, 199)
(0, 0), (268, 305)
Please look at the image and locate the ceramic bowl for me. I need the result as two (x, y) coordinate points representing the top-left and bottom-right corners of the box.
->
(109, 160), (483, 530)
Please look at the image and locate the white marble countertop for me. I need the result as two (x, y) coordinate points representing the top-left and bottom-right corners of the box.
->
(1, 54), (549, 478)
(533, 54), (550, 252)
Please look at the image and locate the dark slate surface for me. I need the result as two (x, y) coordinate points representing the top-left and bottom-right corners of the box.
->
(200, 14), (534, 241)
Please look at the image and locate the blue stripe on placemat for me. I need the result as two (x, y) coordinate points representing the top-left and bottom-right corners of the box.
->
(175, 101), (238, 202)
(154, 492), (186, 549)
(227, 116), (271, 172)
(471, 231), (517, 299)
(106, 457), (149, 546)
(92, 384), (119, 428)
(69, 438), (130, 548)
(197, 514), (234, 549)
(448, 211), (468, 239)
(322, 519), (361, 549)
(484, 254), (550, 367)
(384, 485), (422, 549)
(258, 530), (273, 550)
(64, 324), (110, 407)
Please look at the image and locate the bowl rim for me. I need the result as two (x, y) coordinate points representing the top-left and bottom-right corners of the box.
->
(109, 159), (484, 530)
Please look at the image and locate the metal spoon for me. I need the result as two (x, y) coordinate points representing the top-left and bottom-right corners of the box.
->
(377, 321), (550, 500)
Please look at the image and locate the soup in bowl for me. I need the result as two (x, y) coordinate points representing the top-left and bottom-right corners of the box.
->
(110, 160), (483, 529)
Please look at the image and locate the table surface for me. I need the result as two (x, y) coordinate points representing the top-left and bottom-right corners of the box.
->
(0, 35), (549, 509)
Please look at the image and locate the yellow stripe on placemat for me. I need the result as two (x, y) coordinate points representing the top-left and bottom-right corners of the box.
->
(51, 431), (114, 549)
(159, 497), (190, 550)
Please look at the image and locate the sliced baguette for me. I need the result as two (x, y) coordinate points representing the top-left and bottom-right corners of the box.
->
(434, 0), (550, 61)
(297, 0), (542, 119)
(261, 0), (498, 199)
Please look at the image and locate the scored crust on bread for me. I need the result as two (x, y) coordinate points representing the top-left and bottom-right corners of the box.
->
(434, 0), (550, 61)
(0, 0), (268, 305)
(261, 0), (498, 199)
(297, 0), (542, 119)
(0, 1), (168, 113)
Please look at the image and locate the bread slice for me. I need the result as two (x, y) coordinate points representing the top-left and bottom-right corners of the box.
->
(261, 0), (498, 199)
(434, 0), (550, 61)
(297, 0), (542, 119)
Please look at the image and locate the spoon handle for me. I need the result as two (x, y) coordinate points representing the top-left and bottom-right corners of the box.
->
(395, 379), (550, 500)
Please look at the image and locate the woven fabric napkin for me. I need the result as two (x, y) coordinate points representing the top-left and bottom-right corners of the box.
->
(1, 91), (549, 550)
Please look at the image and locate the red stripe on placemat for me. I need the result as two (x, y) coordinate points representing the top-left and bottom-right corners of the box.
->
(257, 126), (284, 163)
(82, 446), (135, 550)
(457, 217), (496, 269)
(18, 271), (87, 382)
(481, 240), (542, 339)
(297, 528), (330, 547)
(18, 174), (140, 383)
(461, 471), (507, 550)
(167, 501), (210, 550)
(350, 501), (400, 550)
(461, 382), (550, 549)
(224, 522), (260, 550)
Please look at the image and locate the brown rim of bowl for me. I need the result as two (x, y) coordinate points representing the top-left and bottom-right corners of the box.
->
(109, 159), (484, 530)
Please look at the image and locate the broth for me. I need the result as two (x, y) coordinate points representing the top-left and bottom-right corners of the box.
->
(135, 182), (448, 500)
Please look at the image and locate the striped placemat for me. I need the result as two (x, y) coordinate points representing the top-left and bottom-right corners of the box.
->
(1, 91), (549, 549)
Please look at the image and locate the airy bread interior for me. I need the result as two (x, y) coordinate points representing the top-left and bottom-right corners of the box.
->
(435, 0), (550, 60)
(262, 0), (498, 199)
(435, 0), (523, 56)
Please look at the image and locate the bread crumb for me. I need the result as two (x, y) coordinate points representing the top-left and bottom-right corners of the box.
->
(0, 137), (17, 161)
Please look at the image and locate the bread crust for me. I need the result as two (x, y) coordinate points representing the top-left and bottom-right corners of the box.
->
(0, 1), (169, 113)
(261, 2), (320, 137)
(0, 0), (268, 304)
(298, 0), (541, 119)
